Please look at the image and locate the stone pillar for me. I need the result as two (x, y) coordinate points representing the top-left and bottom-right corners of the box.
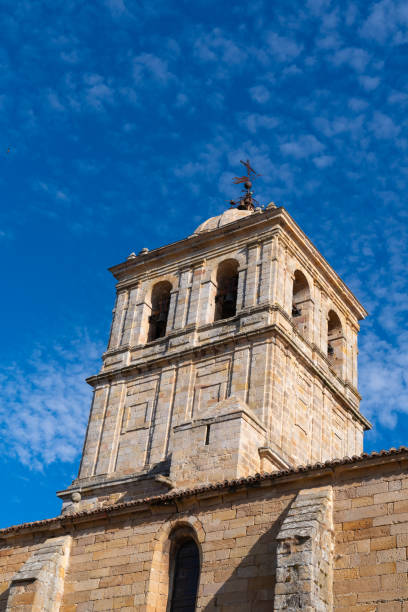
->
(243, 241), (259, 308)
(198, 278), (217, 325)
(6, 536), (72, 612)
(166, 287), (179, 333)
(274, 486), (334, 612)
(186, 262), (205, 326)
(258, 237), (275, 304)
(108, 289), (128, 349)
(172, 268), (192, 330)
(121, 283), (140, 346)
(77, 383), (110, 479)
(129, 280), (151, 346)
(236, 264), (247, 311)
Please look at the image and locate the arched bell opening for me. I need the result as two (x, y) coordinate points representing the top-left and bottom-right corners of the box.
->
(292, 270), (312, 340)
(147, 281), (172, 342)
(214, 259), (239, 321)
(327, 309), (344, 376)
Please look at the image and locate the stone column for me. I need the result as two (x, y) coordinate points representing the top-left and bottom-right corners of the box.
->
(120, 283), (140, 346)
(172, 268), (192, 330)
(77, 384), (110, 479)
(6, 536), (72, 612)
(258, 237), (275, 304)
(186, 262), (205, 326)
(108, 289), (128, 349)
(243, 241), (259, 308)
(198, 277), (217, 325)
(166, 287), (179, 332)
(274, 487), (334, 612)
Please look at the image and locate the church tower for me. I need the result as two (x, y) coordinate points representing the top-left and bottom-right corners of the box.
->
(58, 199), (370, 514)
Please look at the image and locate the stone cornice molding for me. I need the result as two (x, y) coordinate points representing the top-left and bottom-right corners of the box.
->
(109, 207), (367, 322)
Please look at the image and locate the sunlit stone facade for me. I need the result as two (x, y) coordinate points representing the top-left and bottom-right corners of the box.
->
(2, 205), (408, 611)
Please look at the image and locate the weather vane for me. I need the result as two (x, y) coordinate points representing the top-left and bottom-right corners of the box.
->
(229, 159), (261, 211)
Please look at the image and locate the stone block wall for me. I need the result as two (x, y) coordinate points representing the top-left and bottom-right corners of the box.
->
(70, 207), (369, 505)
(170, 396), (266, 486)
(74, 325), (366, 506)
(333, 461), (408, 611)
(2, 452), (408, 611)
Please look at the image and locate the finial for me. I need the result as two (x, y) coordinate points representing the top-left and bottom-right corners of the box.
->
(139, 247), (149, 255)
(127, 252), (137, 260)
(229, 160), (261, 211)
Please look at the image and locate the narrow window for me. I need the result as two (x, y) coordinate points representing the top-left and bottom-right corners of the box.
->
(327, 310), (343, 373)
(214, 259), (239, 321)
(148, 281), (172, 342)
(205, 424), (211, 445)
(292, 270), (310, 337)
(170, 539), (200, 612)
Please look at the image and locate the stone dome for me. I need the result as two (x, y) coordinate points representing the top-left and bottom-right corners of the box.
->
(192, 208), (253, 235)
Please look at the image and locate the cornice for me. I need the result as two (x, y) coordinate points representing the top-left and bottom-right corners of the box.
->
(109, 207), (367, 322)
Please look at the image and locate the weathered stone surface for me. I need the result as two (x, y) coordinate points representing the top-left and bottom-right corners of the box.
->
(274, 487), (334, 611)
(5, 536), (72, 612)
(59, 207), (369, 513)
(6, 205), (407, 612)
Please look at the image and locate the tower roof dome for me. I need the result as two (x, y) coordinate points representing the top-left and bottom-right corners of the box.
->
(192, 207), (253, 235)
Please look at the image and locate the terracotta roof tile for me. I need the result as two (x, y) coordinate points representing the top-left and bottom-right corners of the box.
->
(1, 446), (407, 536)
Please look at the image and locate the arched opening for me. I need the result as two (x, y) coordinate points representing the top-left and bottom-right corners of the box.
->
(214, 259), (239, 321)
(170, 538), (200, 612)
(327, 309), (344, 374)
(292, 270), (311, 338)
(147, 281), (172, 342)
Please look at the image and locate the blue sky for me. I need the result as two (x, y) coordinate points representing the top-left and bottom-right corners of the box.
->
(1, 0), (408, 528)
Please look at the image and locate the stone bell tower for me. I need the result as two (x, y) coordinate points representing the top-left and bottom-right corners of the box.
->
(58, 198), (370, 514)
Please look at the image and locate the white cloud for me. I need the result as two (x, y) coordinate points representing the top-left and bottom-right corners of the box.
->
(133, 53), (174, 86)
(313, 154), (334, 168)
(370, 111), (400, 139)
(348, 97), (368, 112)
(46, 90), (65, 112)
(105, 0), (127, 16)
(194, 28), (247, 66)
(249, 85), (270, 104)
(313, 114), (364, 140)
(0, 332), (103, 470)
(359, 74), (380, 91)
(360, 330), (408, 430)
(280, 134), (325, 159)
(331, 46), (370, 72)
(265, 32), (304, 62)
(388, 91), (408, 105)
(360, 0), (408, 44)
(239, 113), (279, 134)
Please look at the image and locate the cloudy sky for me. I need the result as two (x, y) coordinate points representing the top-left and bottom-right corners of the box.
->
(1, 0), (408, 527)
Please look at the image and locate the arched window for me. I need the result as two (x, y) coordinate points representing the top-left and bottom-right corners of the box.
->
(327, 309), (343, 374)
(292, 270), (311, 338)
(170, 538), (200, 612)
(214, 259), (239, 321)
(148, 281), (172, 342)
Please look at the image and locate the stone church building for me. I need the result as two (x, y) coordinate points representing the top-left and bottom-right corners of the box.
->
(1, 202), (408, 611)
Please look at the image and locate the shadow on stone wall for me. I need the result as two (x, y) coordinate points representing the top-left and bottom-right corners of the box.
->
(0, 587), (9, 612)
(202, 503), (291, 611)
